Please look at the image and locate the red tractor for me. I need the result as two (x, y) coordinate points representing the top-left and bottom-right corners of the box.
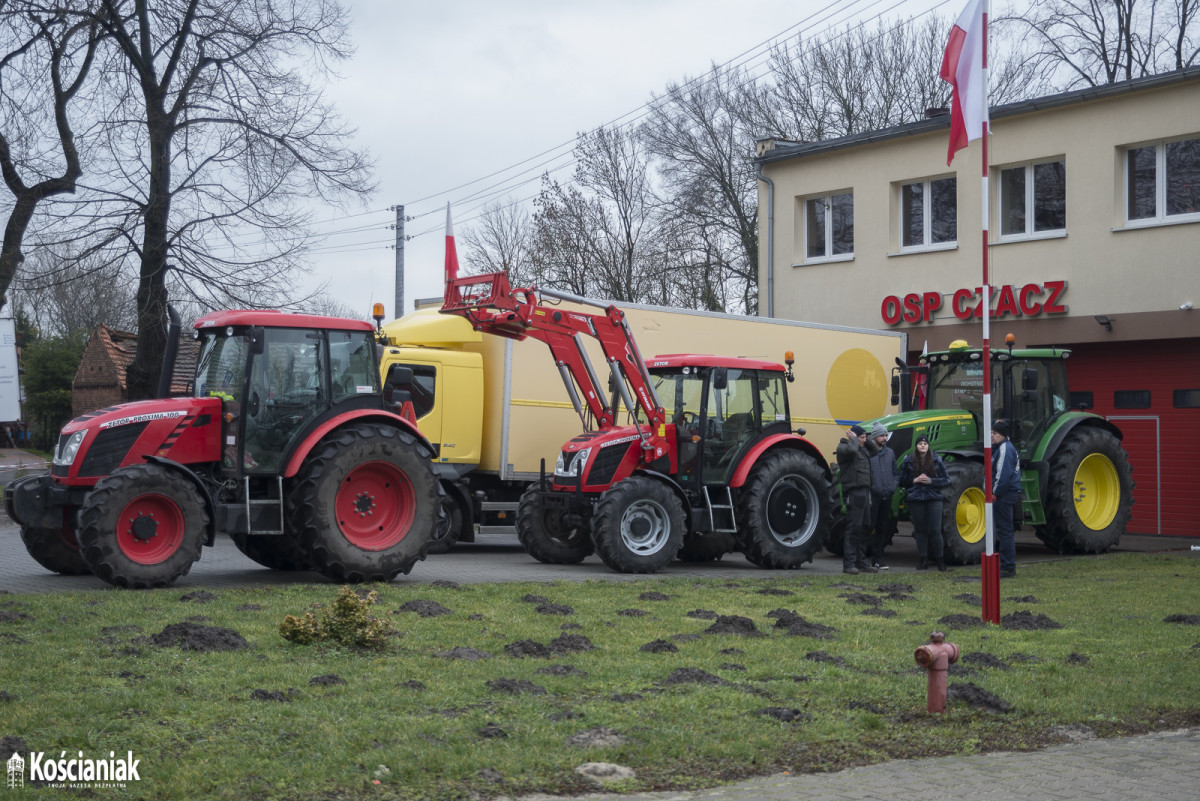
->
(6, 308), (440, 588)
(442, 272), (833, 573)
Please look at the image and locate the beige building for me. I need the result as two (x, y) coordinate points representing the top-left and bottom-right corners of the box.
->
(754, 68), (1200, 537)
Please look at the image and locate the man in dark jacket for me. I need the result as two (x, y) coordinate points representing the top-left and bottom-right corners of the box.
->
(866, 422), (899, 569)
(836, 424), (878, 574)
(991, 419), (1021, 578)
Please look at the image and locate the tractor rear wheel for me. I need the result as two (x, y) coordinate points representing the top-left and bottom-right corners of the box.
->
(229, 532), (309, 572)
(77, 464), (207, 588)
(287, 423), (438, 582)
(941, 460), (986, 565)
(1044, 427), (1133, 553)
(736, 450), (829, 569)
(592, 476), (684, 573)
(516, 480), (593, 564)
(20, 512), (90, 576)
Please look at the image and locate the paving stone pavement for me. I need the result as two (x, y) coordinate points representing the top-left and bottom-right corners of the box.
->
(509, 727), (1200, 801)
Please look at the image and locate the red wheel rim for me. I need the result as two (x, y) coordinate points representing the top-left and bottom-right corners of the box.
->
(336, 460), (415, 551)
(116, 494), (185, 565)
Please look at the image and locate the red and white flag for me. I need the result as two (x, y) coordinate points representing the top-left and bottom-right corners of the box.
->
(444, 202), (459, 284)
(939, 0), (989, 165)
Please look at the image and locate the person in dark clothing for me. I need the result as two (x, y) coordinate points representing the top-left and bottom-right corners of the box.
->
(898, 433), (951, 570)
(866, 422), (899, 569)
(991, 418), (1021, 578)
(836, 424), (878, 575)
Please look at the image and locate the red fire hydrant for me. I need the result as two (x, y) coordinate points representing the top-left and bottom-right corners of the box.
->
(914, 631), (959, 714)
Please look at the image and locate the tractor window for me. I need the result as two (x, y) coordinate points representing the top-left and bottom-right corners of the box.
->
(644, 368), (705, 428)
(756, 372), (790, 428)
(330, 331), (379, 404)
(243, 328), (326, 474)
(195, 333), (249, 404)
(704, 369), (761, 483)
(1003, 360), (1063, 447)
(926, 358), (985, 413)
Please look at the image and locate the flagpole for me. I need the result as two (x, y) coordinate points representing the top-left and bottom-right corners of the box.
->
(978, 0), (1001, 625)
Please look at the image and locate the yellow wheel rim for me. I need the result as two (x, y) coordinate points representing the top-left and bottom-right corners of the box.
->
(1074, 453), (1120, 530)
(956, 486), (987, 544)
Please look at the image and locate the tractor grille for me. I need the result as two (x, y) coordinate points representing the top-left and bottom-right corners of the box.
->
(588, 443), (630, 486)
(78, 422), (150, 477)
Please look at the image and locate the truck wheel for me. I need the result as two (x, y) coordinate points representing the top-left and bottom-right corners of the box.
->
(736, 450), (829, 569)
(427, 483), (468, 555)
(941, 461), (986, 565)
(287, 423), (438, 582)
(676, 531), (737, 562)
(77, 464), (208, 589)
(229, 532), (309, 571)
(1044, 427), (1134, 553)
(592, 476), (684, 573)
(20, 515), (91, 575)
(516, 480), (593, 564)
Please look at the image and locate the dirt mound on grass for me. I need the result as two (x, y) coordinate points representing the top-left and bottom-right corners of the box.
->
(396, 600), (453, 617)
(566, 727), (628, 747)
(704, 615), (765, 637)
(549, 634), (594, 654)
(486, 678), (547, 695)
(938, 613), (986, 628)
(437, 646), (493, 660)
(757, 707), (809, 723)
(1164, 614), (1200, 625)
(179, 590), (216, 604)
(1002, 611), (1063, 630)
(145, 622), (249, 652)
(948, 682), (1011, 712)
(686, 609), (718, 620)
(662, 667), (729, 686)
(250, 688), (298, 702)
(770, 610), (837, 639)
(638, 591), (671, 601)
(962, 652), (1009, 670)
(640, 639), (678, 653)
(536, 603), (574, 616)
(309, 674), (346, 686)
(505, 639), (554, 658)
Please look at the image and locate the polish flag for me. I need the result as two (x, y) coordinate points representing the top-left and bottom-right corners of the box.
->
(444, 202), (459, 284)
(939, 0), (989, 166)
(916, 340), (929, 409)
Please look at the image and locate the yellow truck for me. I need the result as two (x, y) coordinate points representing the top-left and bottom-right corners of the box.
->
(377, 298), (907, 554)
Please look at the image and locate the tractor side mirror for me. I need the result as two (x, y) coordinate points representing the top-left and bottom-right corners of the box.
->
(712, 368), (728, 391)
(890, 374), (901, 407)
(1022, 367), (1039, 391)
(248, 326), (266, 355)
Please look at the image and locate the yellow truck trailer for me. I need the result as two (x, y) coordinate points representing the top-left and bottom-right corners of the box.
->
(378, 298), (906, 552)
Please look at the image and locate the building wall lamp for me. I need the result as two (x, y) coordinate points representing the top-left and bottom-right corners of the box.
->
(1094, 315), (1114, 332)
(1181, 302), (1193, 311)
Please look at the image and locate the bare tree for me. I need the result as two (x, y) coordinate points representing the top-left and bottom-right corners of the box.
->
(0, 5), (100, 310)
(460, 197), (535, 287)
(25, 0), (375, 399)
(10, 248), (137, 339)
(995, 0), (1199, 89)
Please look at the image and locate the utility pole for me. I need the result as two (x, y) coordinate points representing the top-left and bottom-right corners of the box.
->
(393, 204), (405, 316)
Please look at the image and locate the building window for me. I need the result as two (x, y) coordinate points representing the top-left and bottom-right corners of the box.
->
(1174, 389), (1200, 408)
(1125, 136), (1200, 224)
(999, 159), (1066, 239)
(1113, 390), (1151, 409)
(900, 176), (956, 251)
(1069, 391), (1093, 410)
(804, 191), (853, 262)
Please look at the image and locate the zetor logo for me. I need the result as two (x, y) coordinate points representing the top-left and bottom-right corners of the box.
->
(7, 750), (141, 788)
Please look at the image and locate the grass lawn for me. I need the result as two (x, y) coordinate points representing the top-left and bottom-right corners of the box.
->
(1, 551), (1198, 800)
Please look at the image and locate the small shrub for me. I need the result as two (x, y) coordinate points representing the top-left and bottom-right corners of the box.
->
(279, 587), (393, 649)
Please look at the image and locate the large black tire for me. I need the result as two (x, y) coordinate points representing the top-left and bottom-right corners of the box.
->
(736, 450), (830, 569)
(77, 464), (208, 589)
(287, 423), (438, 583)
(825, 507), (846, 556)
(1043, 426), (1134, 553)
(20, 514), (91, 576)
(592, 476), (684, 574)
(229, 532), (309, 572)
(427, 482), (469, 555)
(941, 460), (986, 565)
(515, 480), (593, 564)
(676, 531), (738, 562)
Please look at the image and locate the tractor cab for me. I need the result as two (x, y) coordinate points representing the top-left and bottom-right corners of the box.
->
(194, 311), (380, 475)
(642, 354), (793, 488)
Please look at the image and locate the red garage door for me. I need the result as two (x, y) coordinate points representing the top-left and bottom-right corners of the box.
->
(1065, 339), (1199, 537)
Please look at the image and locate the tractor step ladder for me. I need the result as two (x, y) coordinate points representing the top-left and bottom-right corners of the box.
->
(246, 476), (285, 535)
(703, 486), (738, 533)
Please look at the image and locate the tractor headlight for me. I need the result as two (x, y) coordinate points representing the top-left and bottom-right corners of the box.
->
(54, 430), (86, 467)
(554, 447), (591, 479)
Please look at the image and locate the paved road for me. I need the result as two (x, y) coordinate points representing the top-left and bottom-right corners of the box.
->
(513, 726), (1200, 801)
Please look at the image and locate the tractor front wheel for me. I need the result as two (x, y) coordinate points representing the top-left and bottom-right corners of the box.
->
(736, 450), (829, 569)
(940, 460), (986, 565)
(516, 480), (593, 564)
(592, 476), (684, 573)
(77, 464), (207, 588)
(287, 424), (438, 582)
(1044, 427), (1134, 553)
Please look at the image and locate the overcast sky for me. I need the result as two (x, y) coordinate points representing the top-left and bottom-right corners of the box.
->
(305, 0), (954, 318)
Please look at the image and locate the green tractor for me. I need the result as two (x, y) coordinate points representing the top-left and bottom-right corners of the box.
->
(858, 339), (1134, 564)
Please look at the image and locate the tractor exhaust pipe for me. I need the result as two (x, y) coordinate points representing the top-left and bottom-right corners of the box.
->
(156, 304), (182, 399)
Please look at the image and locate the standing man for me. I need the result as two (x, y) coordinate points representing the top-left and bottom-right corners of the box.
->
(991, 419), (1021, 578)
(836, 424), (878, 575)
(867, 422), (898, 569)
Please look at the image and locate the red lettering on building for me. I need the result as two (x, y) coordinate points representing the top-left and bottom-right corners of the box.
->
(883, 281), (1069, 327)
